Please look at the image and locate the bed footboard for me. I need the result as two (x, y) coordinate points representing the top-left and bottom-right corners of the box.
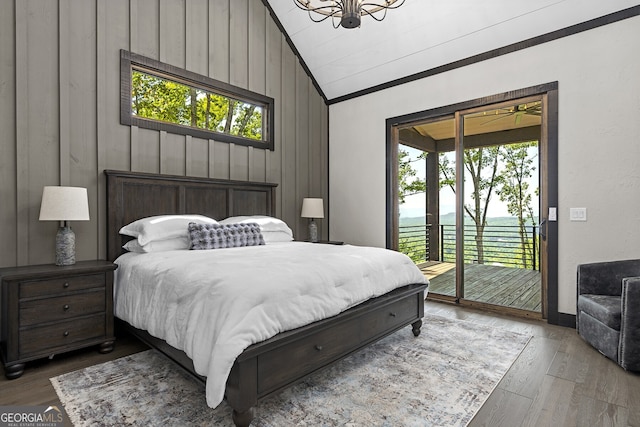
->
(119, 283), (426, 425)
(225, 283), (427, 426)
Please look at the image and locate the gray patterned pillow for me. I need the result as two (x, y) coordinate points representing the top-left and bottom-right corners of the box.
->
(188, 222), (265, 250)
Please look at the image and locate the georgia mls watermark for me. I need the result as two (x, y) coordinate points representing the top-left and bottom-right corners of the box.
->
(0, 406), (63, 427)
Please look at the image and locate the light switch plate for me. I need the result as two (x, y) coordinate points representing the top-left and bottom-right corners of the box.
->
(570, 207), (587, 221)
(548, 207), (557, 221)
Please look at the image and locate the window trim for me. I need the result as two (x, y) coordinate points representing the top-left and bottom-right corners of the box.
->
(120, 50), (275, 150)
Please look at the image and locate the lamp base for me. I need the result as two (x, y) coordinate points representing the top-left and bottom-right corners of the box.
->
(308, 219), (318, 243)
(56, 226), (76, 266)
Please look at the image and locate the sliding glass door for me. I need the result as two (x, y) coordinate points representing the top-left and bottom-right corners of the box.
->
(392, 94), (550, 317)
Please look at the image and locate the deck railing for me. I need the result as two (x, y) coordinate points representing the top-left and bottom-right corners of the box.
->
(399, 223), (539, 270)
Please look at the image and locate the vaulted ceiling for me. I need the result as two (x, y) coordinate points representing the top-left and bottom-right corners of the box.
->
(265, 1), (640, 103)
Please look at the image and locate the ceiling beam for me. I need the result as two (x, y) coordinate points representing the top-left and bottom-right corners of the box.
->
(399, 126), (541, 153)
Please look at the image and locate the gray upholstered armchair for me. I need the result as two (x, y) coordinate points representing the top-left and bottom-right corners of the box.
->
(577, 259), (640, 371)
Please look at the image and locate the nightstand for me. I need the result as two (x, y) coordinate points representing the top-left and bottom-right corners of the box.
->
(0, 260), (117, 379)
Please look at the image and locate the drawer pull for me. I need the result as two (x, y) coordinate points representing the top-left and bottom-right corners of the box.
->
(63, 304), (70, 311)
(389, 312), (397, 317)
(315, 345), (323, 351)
(63, 282), (70, 288)
(63, 331), (70, 337)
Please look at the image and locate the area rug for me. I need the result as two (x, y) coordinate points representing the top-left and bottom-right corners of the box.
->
(51, 314), (530, 426)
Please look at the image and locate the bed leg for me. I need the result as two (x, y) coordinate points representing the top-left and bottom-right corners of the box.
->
(412, 319), (423, 337)
(232, 408), (254, 427)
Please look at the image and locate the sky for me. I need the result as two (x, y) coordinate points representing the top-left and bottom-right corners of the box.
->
(399, 145), (540, 220)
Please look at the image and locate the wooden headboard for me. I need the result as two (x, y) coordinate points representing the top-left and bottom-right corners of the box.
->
(105, 170), (277, 261)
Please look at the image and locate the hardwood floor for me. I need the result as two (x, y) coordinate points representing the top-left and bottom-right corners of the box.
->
(425, 301), (640, 427)
(1, 302), (638, 426)
(0, 333), (149, 425)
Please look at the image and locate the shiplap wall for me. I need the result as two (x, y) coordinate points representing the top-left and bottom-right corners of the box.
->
(0, 0), (328, 268)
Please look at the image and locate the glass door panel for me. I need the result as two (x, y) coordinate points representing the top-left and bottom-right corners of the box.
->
(397, 116), (457, 299)
(460, 101), (542, 312)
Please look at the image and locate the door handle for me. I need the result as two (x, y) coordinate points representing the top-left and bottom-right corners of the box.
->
(539, 219), (547, 241)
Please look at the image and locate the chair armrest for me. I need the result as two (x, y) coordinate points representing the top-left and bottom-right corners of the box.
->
(577, 259), (640, 296)
(619, 277), (640, 371)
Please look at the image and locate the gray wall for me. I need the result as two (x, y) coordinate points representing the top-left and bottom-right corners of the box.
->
(0, 0), (328, 267)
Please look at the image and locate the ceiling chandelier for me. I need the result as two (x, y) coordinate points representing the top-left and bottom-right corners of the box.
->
(294, 0), (405, 29)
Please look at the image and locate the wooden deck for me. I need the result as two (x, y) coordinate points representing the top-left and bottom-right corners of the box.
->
(420, 261), (541, 312)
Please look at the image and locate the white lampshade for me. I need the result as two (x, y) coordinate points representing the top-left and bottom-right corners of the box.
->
(301, 198), (324, 219)
(39, 186), (90, 221)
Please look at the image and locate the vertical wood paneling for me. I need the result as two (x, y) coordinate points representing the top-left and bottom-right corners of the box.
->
(0, 0), (17, 267)
(229, 0), (249, 181)
(319, 96), (329, 240)
(133, 0), (159, 60)
(185, 136), (209, 177)
(25, 0), (60, 265)
(209, 0), (230, 179)
(248, 1), (267, 182)
(99, 0), (131, 173)
(134, 129), (160, 173)
(265, 17), (282, 217)
(309, 90), (325, 239)
(66, 0), (98, 258)
(59, 0), (70, 186)
(184, 0), (209, 178)
(209, 0), (229, 83)
(96, 0), (131, 260)
(230, 146), (250, 181)
(212, 140), (231, 179)
(4, 0), (329, 266)
(161, 132), (186, 176)
(295, 63), (310, 236)
(186, 0), (208, 75)
(248, 1), (266, 94)
(252, 147), (267, 182)
(281, 41), (297, 233)
(160, 0), (186, 67)
(229, 0), (249, 89)
(14, 0), (29, 266)
(159, 0), (186, 174)
(184, 0), (209, 177)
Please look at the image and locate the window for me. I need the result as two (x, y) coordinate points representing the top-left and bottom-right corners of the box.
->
(120, 50), (274, 150)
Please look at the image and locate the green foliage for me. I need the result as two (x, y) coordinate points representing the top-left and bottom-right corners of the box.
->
(398, 149), (426, 204)
(398, 235), (427, 263)
(399, 142), (540, 270)
(131, 70), (263, 141)
(497, 142), (538, 268)
(438, 147), (502, 264)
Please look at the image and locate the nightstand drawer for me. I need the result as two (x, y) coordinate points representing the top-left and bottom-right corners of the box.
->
(20, 273), (106, 299)
(20, 314), (106, 355)
(20, 290), (105, 326)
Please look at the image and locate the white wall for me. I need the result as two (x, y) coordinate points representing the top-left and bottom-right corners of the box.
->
(329, 15), (640, 315)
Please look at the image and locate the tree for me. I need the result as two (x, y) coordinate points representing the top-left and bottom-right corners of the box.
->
(498, 142), (538, 268)
(131, 71), (263, 141)
(398, 149), (427, 205)
(439, 146), (502, 264)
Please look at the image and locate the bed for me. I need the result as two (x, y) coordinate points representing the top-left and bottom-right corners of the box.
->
(105, 170), (428, 426)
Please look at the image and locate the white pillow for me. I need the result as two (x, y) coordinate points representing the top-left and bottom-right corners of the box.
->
(123, 236), (190, 253)
(262, 231), (294, 243)
(120, 214), (217, 245)
(220, 215), (293, 237)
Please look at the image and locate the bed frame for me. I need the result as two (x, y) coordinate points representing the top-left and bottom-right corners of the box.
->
(105, 169), (427, 426)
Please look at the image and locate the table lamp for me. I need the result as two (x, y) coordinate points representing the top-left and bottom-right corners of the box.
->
(39, 186), (90, 266)
(301, 198), (324, 243)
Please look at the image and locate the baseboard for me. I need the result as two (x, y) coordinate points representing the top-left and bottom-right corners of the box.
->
(553, 312), (576, 328)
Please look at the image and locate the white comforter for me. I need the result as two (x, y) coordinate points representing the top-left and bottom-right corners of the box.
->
(114, 242), (427, 408)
